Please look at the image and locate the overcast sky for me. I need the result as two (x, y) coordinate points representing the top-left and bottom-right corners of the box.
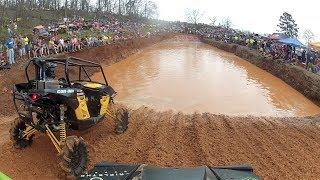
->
(153, 0), (320, 42)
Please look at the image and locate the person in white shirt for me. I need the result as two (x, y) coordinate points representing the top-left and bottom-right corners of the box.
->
(58, 38), (65, 52)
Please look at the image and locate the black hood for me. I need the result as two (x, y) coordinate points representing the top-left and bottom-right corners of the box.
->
(77, 162), (260, 180)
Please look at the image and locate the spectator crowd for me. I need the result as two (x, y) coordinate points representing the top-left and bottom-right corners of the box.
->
(0, 15), (159, 69)
(181, 23), (320, 74)
(1, 16), (320, 75)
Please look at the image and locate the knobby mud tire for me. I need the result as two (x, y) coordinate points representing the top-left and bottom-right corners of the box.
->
(10, 117), (34, 149)
(115, 108), (129, 134)
(59, 136), (88, 177)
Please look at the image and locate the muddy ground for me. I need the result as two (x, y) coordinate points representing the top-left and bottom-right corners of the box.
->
(1, 35), (320, 179)
(1, 108), (320, 179)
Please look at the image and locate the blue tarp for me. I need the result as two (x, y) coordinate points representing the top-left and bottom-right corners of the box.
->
(278, 37), (305, 48)
(268, 33), (288, 40)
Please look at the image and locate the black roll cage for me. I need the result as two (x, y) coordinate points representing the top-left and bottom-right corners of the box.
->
(25, 57), (108, 86)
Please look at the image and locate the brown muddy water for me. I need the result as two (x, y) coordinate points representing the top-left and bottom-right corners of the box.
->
(92, 35), (320, 117)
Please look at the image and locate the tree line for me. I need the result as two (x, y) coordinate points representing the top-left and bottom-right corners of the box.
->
(0, 0), (159, 22)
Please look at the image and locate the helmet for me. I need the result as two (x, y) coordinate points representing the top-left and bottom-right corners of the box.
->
(45, 62), (57, 79)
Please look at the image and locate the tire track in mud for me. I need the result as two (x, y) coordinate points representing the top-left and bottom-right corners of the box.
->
(167, 113), (193, 166)
(117, 108), (161, 163)
(256, 117), (320, 178)
(216, 115), (269, 169)
(241, 117), (320, 179)
(144, 111), (177, 166)
(260, 117), (319, 174)
(222, 117), (282, 175)
(190, 113), (209, 165)
(282, 118), (320, 144)
(289, 124), (320, 156)
(218, 116), (250, 163)
(141, 111), (172, 163)
(0, 116), (12, 145)
(250, 120), (298, 178)
(182, 113), (206, 166)
(199, 113), (230, 165)
(226, 117), (289, 178)
(163, 112), (205, 167)
(87, 106), (153, 164)
(129, 110), (166, 163)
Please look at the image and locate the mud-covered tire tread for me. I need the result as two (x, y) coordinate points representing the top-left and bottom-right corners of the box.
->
(115, 108), (129, 134)
(10, 117), (33, 149)
(59, 136), (88, 177)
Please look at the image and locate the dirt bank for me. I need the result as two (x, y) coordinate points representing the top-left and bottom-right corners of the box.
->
(1, 107), (320, 179)
(201, 38), (320, 106)
(0, 34), (173, 116)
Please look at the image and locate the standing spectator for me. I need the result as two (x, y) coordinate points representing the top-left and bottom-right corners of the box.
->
(80, 37), (88, 48)
(31, 41), (38, 58)
(65, 40), (72, 52)
(7, 25), (12, 37)
(71, 36), (79, 51)
(38, 39), (44, 57)
(0, 42), (6, 68)
(59, 37), (65, 53)
(315, 57), (320, 74)
(87, 36), (92, 47)
(13, 22), (18, 31)
(43, 40), (49, 56)
(17, 36), (25, 59)
(0, 42), (3, 62)
(23, 36), (31, 59)
(301, 50), (306, 63)
(5, 37), (15, 66)
(48, 39), (58, 54)
(306, 50), (314, 70)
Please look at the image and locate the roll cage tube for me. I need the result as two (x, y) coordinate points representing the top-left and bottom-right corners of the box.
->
(25, 57), (109, 86)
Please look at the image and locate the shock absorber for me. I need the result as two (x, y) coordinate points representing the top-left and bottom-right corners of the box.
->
(59, 105), (67, 145)
(59, 122), (66, 145)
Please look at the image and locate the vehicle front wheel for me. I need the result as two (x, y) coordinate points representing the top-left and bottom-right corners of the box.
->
(115, 108), (129, 134)
(59, 136), (88, 177)
(10, 117), (34, 149)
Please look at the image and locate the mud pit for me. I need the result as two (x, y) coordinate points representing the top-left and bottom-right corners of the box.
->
(1, 35), (320, 179)
(92, 35), (320, 117)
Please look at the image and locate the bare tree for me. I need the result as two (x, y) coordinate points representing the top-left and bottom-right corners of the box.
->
(80, 0), (89, 11)
(96, 0), (102, 11)
(209, 16), (217, 26)
(185, 8), (203, 24)
(221, 17), (232, 28)
(143, 0), (158, 19)
(302, 29), (315, 44)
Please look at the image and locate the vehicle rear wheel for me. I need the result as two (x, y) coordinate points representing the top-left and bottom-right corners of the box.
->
(115, 108), (129, 134)
(59, 136), (88, 177)
(10, 117), (34, 149)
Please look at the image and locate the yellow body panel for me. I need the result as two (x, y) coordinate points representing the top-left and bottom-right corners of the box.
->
(75, 95), (90, 120)
(100, 96), (110, 115)
(84, 83), (103, 89)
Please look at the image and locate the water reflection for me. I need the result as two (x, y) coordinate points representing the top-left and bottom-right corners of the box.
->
(91, 36), (320, 117)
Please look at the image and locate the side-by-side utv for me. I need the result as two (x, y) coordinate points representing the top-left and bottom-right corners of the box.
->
(11, 57), (129, 176)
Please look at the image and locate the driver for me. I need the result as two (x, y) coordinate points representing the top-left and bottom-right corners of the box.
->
(44, 62), (68, 86)
(45, 62), (57, 79)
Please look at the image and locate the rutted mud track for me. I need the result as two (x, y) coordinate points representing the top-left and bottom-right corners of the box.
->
(1, 108), (320, 179)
